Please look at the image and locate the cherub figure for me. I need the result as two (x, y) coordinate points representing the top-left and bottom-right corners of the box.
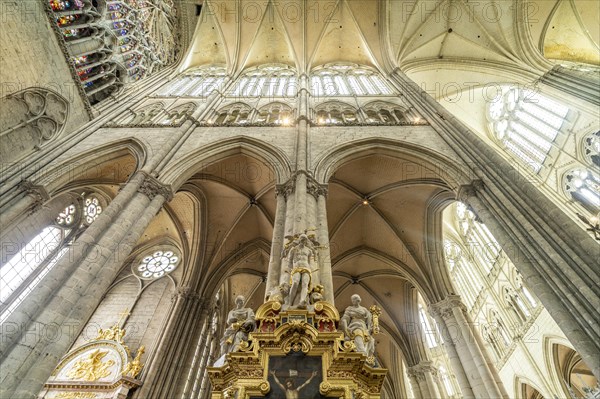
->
(270, 370), (319, 399)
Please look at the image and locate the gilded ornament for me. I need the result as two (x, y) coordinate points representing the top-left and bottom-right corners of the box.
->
(122, 345), (145, 378)
(66, 349), (115, 382)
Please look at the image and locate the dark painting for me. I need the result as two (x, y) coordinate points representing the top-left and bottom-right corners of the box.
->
(251, 352), (326, 399)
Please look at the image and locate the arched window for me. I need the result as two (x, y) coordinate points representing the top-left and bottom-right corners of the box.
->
(583, 131), (600, 168)
(254, 103), (294, 125)
(362, 101), (410, 124)
(314, 102), (358, 125)
(443, 240), (483, 310)
(161, 103), (197, 125)
(503, 287), (530, 322)
(564, 169), (600, 214)
(455, 202), (500, 274)
(157, 66), (227, 97)
(486, 87), (570, 173)
(1, 192), (105, 323)
(439, 366), (455, 396)
(310, 64), (394, 97)
(210, 103), (252, 125)
(418, 303), (437, 348)
(229, 65), (297, 98)
(514, 273), (538, 309)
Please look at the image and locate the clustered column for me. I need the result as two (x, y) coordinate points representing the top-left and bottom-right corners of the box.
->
(430, 295), (507, 399)
(0, 172), (172, 399)
(407, 361), (442, 399)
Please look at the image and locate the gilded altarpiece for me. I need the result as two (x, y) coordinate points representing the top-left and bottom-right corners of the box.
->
(38, 326), (144, 399)
(208, 301), (387, 399)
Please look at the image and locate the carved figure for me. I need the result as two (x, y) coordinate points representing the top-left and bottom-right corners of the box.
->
(340, 294), (375, 358)
(220, 295), (255, 356)
(122, 345), (145, 378)
(270, 370), (318, 399)
(267, 282), (290, 304)
(284, 234), (318, 308)
(309, 284), (325, 304)
(67, 349), (115, 381)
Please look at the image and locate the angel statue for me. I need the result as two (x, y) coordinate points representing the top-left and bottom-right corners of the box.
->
(219, 295), (256, 356)
(340, 294), (375, 359)
(282, 234), (319, 308)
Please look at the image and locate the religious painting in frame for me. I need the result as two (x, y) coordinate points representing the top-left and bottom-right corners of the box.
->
(251, 352), (326, 399)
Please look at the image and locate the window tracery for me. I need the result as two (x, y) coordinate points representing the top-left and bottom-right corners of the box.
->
(583, 131), (600, 168)
(486, 87), (570, 173)
(310, 64), (394, 97)
(564, 169), (600, 214)
(210, 103), (252, 125)
(362, 101), (411, 124)
(0, 193), (106, 323)
(254, 103), (294, 125)
(158, 66), (227, 97)
(229, 65), (297, 98)
(418, 303), (438, 348)
(443, 239), (483, 310)
(47, 0), (178, 104)
(133, 249), (180, 280)
(315, 102), (358, 125)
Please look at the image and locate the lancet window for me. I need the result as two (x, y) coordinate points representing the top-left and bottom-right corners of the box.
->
(418, 303), (438, 348)
(443, 240), (483, 310)
(229, 65), (297, 98)
(486, 86), (570, 173)
(310, 64), (394, 97)
(564, 168), (600, 214)
(1, 192), (105, 323)
(157, 66), (227, 97)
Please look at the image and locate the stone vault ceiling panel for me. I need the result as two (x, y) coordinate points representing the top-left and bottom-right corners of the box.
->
(241, 0), (298, 69)
(180, 3), (228, 71)
(543, 0), (600, 65)
(310, 0), (378, 68)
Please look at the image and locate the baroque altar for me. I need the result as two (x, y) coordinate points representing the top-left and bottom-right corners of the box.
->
(208, 295), (387, 398)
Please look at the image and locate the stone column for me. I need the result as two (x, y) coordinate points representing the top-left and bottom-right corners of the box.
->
(314, 188), (334, 303)
(407, 362), (442, 399)
(431, 295), (506, 399)
(137, 288), (207, 399)
(539, 65), (600, 107)
(1, 175), (171, 399)
(265, 189), (287, 298)
(430, 309), (475, 399)
(390, 69), (600, 379)
(408, 374), (424, 399)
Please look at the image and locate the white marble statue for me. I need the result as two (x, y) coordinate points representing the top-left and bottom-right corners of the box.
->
(284, 234), (318, 308)
(340, 294), (375, 358)
(219, 295), (255, 356)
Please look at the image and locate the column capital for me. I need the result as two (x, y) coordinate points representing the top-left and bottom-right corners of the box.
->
(137, 173), (173, 201)
(172, 286), (203, 303)
(19, 180), (50, 214)
(456, 180), (484, 203)
(430, 295), (467, 320)
(307, 178), (328, 200)
(275, 179), (295, 199)
(408, 361), (438, 380)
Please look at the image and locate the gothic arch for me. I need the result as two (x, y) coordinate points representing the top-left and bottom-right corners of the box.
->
(32, 139), (146, 194)
(161, 136), (293, 190)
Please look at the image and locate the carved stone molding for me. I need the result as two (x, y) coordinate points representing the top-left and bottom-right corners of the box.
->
(275, 179), (295, 199)
(456, 179), (484, 203)
(19, 180), (50, 213)
(137, 174), (173, 202)
(171, 286), (203, 303)
(430, 294), (467, 321)
(407, 361), (438, 380)
(307, 178), (328, 200)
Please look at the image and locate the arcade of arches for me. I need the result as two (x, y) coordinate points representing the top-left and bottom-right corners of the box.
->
(0, 1), (599, 398)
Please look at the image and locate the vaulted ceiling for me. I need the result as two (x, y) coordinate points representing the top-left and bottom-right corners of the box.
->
(180, 0), (599, 77)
